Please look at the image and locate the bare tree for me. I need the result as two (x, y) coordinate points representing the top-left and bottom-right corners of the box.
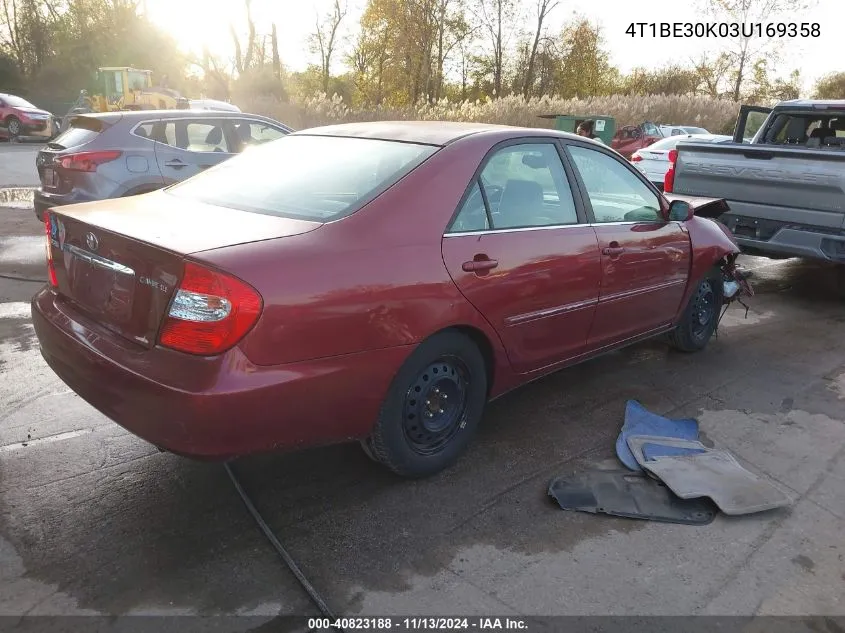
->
(271, 23), (281, 79)
(310, 0), (347, 93)
(522, 0), (559, 97)
(230, 0), (256, 74)
(699, 0), (810, 101)
(475, 0), (518, 96)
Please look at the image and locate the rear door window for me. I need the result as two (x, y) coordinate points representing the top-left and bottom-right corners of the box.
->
(160, 119), (231, 153)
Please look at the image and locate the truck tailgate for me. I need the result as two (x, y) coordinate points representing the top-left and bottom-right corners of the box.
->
(673, 144), (845, 229)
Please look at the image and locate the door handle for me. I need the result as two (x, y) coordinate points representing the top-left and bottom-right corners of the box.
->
(602, 242), (625, 257)
(462, 257), (498, 272)
(164, 159), (186, 168)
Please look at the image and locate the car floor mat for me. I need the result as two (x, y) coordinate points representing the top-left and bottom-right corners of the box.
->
(548, 469), (718, 525)
(626, 436), (792, 515)
(615, 400), (700, 471)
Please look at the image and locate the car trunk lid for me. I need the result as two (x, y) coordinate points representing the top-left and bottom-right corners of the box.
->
(47, 192), (321, 348)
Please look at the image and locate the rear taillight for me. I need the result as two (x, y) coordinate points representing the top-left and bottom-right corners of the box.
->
(58, 150), (122, 172)
(44, 211), (58, 287)
(664, 149), (678, 192)
(158, 262), (262, 355)
(630, 154), (642, 162)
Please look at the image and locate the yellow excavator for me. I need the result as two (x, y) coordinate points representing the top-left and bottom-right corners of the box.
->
(60, 66), (189, 131)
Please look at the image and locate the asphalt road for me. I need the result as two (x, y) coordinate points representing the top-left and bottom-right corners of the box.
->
(1, 196), (844, 624)
(0, 140), (41, 187)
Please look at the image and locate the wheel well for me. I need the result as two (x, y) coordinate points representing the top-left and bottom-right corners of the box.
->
(442, 325), (496, 396)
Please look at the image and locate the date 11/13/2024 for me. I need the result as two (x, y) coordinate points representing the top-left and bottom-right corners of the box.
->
(308, 617), (529, 630)
(625, 22), (821, 38)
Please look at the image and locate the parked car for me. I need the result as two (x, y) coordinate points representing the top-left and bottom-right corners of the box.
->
(33, 109), (293, 221)
(0, 93), (55, 142)
(665, 99), (845, 263)
(660, 124), (710, 136)
(610, 121), (664, 159)
(31, 121), (750, 478)
(189, 99), (242, 113)
(631, 134), (733, 189)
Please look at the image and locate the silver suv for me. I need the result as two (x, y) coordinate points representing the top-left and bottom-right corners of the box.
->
(34, 109), (292, 221)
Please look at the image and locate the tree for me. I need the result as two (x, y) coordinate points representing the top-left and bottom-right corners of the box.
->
(814, 72), (845, 99)
(553, 17), (615, 98)
(521, 0), (558, 97)
(473, 0), (519, 97)
(310, 0), (347, 93)
(623, 65), (699, 96)
(698, 0), (809, 101)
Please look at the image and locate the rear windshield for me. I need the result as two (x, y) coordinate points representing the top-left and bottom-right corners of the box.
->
(683, 127), (708, 134)
(167, 135), (439, 222)
(50, 116), (104, 149)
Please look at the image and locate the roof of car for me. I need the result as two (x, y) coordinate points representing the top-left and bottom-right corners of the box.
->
(74, 109), (280, 123)
(776, 99), (845, 109)
(293, 120), (578, 146)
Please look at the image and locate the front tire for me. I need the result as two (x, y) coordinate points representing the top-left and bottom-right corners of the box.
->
(669, 269), (723, 353)
(364, 331), (488, 478)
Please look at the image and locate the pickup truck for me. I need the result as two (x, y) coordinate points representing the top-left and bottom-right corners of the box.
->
(664, 99), (845, 265)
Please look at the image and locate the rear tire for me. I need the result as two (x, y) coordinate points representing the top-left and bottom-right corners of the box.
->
(364, 331), (488, 478)
(6, 116), (21, 140)
(669, 269), (723, 353)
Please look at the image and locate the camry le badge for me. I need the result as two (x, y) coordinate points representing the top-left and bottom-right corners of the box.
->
(85, 232), (99, 251)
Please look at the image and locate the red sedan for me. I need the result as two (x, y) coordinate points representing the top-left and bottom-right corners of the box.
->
(31, 122), (748, 478)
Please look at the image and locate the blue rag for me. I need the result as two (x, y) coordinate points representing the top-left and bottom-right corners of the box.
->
(615, 400), (700, 471)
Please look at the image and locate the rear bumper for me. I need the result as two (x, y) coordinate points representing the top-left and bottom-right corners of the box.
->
(720, 213), (845, 262)
(31, 288), (412, 459)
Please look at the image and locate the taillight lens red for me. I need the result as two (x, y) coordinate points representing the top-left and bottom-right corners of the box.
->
(630, 154), (642, 162)
(663, 149), (678, 192)
(44, 211), (58, 287)
(158, 262), (263, 356)
(58, 150), (122, 172)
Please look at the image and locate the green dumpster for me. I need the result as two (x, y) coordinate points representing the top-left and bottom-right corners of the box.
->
(538, 114), (616, 145)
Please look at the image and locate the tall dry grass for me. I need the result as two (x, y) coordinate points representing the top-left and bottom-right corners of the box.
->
(239, 93), (741, 133)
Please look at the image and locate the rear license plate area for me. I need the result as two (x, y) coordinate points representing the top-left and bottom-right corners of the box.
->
(65, 251), (135, 323)
(733, 224), (758, 239)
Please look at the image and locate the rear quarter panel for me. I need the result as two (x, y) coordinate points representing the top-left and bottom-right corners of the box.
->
(196, 134), (519, 393)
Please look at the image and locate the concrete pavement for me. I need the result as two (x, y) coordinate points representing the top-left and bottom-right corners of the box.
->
(0, 141), (40, 187)
(0, 201), (843, 622)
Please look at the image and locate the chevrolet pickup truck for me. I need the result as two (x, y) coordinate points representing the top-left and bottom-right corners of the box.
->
(664, 99), (845, 264)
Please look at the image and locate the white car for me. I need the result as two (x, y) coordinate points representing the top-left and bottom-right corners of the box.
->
(188, 99), (242, 113)
(660, 124), (710, 136)
(631, 134), (732, 188)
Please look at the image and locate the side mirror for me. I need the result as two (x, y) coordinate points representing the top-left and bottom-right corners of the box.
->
(668, 200), (694, 222)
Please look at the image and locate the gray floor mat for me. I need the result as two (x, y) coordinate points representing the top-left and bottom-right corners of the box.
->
(548, 469), (718, 525)
(626, 436), (792, 515)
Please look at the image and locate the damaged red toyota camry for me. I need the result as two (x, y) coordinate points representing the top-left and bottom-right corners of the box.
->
(31, 121), (750, 478)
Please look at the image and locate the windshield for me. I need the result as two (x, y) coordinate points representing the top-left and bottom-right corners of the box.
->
(167, 135), (439, 222)
(683, 127), (709, 134)
(3, 95), (37, 108)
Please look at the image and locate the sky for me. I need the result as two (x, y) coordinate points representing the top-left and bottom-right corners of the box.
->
(144, 0), (839, 95)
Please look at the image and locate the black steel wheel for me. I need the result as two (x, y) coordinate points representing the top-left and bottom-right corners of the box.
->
(670, 269), (723, 353)
(401, 357), (469, 456)
(363, 331), (488, 478)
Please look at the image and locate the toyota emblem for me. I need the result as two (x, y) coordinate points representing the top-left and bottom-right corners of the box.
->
(85, 232), (99, 251)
